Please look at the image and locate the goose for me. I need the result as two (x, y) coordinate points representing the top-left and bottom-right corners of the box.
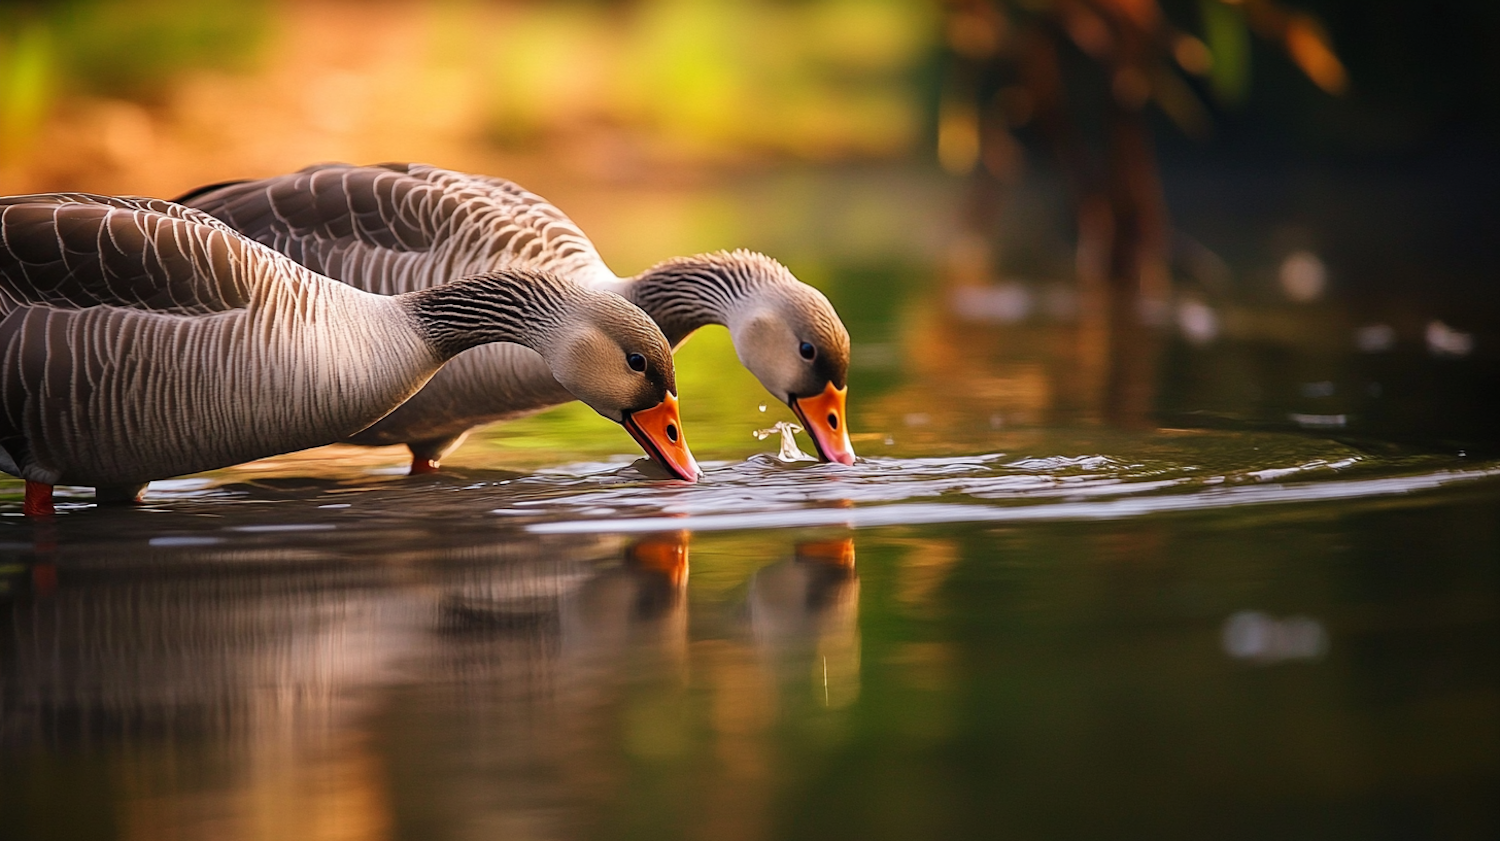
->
(0, 193), (699, 517)
(176, 163), (855, 474)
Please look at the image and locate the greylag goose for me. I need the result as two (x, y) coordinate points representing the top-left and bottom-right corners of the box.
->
(0, 193), (698, 517)
(176, 163), (855, 474)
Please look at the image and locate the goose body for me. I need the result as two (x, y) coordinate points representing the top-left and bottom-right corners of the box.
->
(0, 194), (696, 515)
(178, 163), (855, 472)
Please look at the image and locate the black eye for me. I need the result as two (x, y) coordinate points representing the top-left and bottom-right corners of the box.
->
(799, 342), (816, 360)
(627, 353), (647, 372)
(666, 423), (679, 443)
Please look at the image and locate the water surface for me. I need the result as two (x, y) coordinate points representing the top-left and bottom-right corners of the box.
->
(3, 415), (1498, 840)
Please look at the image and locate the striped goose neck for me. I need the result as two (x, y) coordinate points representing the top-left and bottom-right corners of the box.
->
(400, 268), (584, 358)
(624, 250), (788, 346)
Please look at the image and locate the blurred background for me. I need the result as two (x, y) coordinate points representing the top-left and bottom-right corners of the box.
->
(3, 4), (1500, 840)
(2, 0), (1497, 464)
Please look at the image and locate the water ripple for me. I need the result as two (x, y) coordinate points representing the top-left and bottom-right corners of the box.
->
(11, 431), (1493, 541)
(480, 437), (1500, 535)
(526, 464), (1500, 534)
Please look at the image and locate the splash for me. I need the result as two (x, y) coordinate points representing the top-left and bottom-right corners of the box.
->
(753, 421), (816, 462)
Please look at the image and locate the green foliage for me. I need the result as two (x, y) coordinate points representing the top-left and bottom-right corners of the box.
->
(0, 0), (267, 162)
(42, 0), (269, 99)
(448, 0), (939, 159)
(1200, 0), (1250, 104)
(0, 16), (49, 161)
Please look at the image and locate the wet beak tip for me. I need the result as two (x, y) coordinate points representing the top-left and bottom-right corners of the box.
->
(792, 383), (855, 467)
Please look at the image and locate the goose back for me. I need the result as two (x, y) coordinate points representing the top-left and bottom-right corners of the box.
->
(180, 163), (618, 294)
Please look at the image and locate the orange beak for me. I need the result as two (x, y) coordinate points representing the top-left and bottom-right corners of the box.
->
(790, 382), (855, 465)
(626, 531), (690, 587)
(623, 392), (701, 482)
(795, 537), (856, 569)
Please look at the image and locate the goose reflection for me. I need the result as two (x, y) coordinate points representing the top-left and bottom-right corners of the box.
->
(0, 528), (867, 840)
(373, 532), (865, 840)
(0, 528), (683, 839)
(744, 536), (861, 707)
(0, 535), (438, 838)
(435, 530), (690, 678)
(373, 531), (693, 841)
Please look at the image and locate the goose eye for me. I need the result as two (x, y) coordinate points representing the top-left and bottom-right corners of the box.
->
(798, 342), (816, 361)
(627, 353), (647, 372)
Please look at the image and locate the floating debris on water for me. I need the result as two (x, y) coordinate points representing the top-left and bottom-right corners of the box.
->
(1290, 413), (1347, 429)
(1426, 320), (1474, 357)
(1222, 611), (1329, 663)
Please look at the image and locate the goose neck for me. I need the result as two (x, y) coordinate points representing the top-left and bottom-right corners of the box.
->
(625, 253), (774, 346)
(400, 269), (579, 358)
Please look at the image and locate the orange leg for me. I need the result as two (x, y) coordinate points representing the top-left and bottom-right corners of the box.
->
(407, 434), (467, 476)
(23, 480), (54, 518)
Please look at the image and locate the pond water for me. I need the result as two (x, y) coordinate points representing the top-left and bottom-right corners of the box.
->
(2, 223), (1499, 838)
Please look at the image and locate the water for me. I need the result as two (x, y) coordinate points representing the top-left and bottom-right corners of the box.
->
(2, 414), (1498, 839)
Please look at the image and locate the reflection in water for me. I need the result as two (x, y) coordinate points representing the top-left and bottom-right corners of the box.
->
(0, 520), (870, 839)
(1, 457), (1496, 839)
(0, 529), (714, 840)
(746, 538), (860, 709)
(436, 530), (690, 679)
(385, 532), (694, 840)
(0, 546), (425, 839)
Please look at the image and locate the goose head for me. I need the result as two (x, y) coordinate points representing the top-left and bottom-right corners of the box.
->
(727, 278), (855, 465)
(408, 271), (701, 481)
(546, 294), (701, 481)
